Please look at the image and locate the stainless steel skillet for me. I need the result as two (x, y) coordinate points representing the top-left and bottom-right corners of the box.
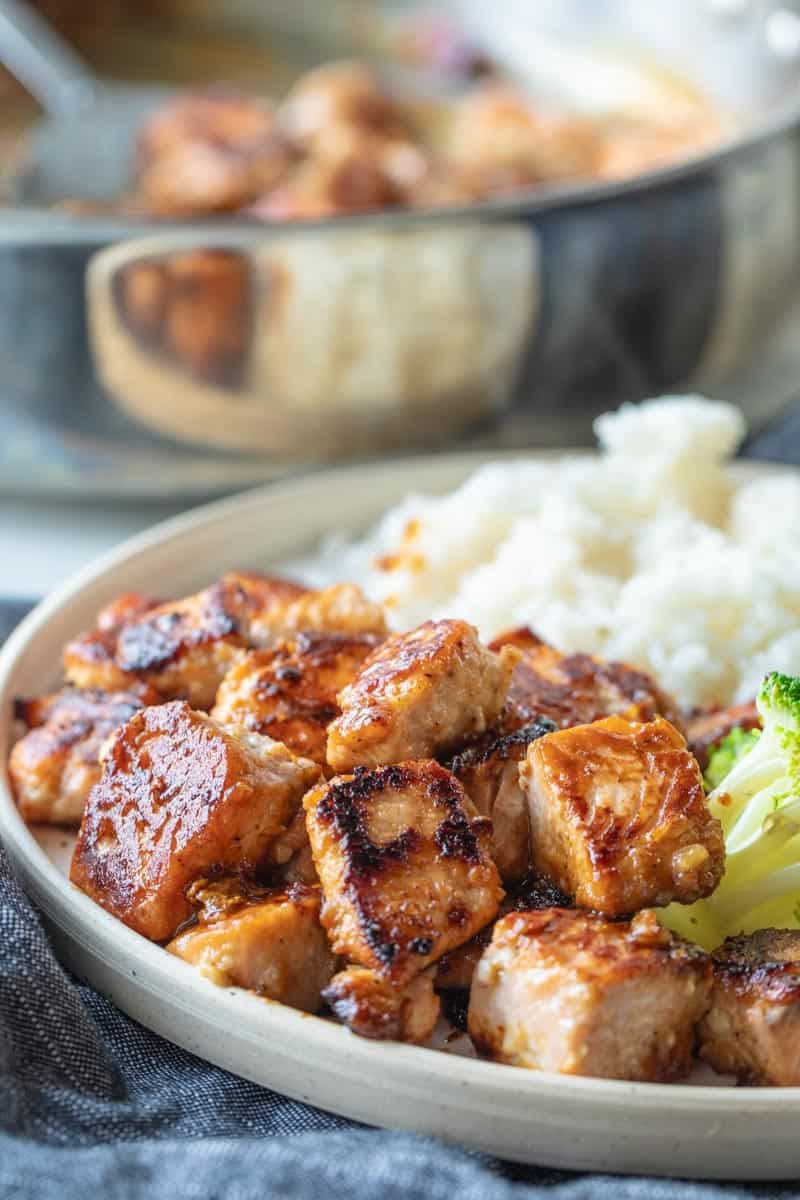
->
(2, 0), (800, 497)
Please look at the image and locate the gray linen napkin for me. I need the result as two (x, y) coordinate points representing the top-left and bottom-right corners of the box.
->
(1, 415), (799, 1198)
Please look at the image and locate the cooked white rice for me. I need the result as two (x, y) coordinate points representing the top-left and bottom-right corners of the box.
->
(303, 396), (800, 709)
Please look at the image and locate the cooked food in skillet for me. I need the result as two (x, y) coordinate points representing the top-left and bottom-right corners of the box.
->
(89, 55), (721, 221)
(11, 399), (800, 1086)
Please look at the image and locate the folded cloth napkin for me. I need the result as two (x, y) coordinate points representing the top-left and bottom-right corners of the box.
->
(2, 407), (799, 1200)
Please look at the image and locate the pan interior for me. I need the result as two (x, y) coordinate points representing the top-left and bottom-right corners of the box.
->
(13, 85), (171, 205)
(8, 0), (800, 210)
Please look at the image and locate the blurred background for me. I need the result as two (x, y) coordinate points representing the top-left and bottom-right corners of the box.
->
(2, 0), (800, 594)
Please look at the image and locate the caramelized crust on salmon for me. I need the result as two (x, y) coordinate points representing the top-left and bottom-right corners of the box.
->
(61, 593), (162, 694)
(327, 619), (517, 771)
(490, 627), (683, 732)
(249, 583), (387, 647)
(70, 700), (320, 941)
(304, 760), (503, 985)
(323, 965), (440, 1042)
(64, 573), (307, 709)
(210, 631), (383, 768)
(469, 907), (711, 1080)
(9, 687), (157, 826)
(183, 873), (269, 922)
(521, 716), (724, 915)
(487, 627), (549, 656)
(168, 881), (336, 1012)
(95, 592), (163, 633)
(699, 930), (800, 1085)
(450, 717), (556, 881)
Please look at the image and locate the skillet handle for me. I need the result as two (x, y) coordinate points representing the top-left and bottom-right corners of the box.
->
(0, 0), (99, 117)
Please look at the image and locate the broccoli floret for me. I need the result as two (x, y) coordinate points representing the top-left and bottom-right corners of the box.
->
(703, 726), (761, 791)
(660, 672), (800, 948)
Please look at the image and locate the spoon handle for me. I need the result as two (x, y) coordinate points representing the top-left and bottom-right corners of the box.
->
(0, 0), (99, 117)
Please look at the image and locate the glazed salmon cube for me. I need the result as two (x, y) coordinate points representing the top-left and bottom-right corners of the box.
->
(520, 716), (724, 914)
(70, 700), (320, 940)
(64, 573), (307, 709)
(9, 686), (156, 826)
(699, 929), (800, 1085)
(248, 583), (387, 647)
(210, 630), (382, 768)
(469, 907), (711, 1080)
(327, 619), (517, 771)
(304, 760), (502, 985)
(450, 717), (555, 881)
(323, 965), (440, 1043)
(168, 881), (336, 1012)
(490, 627), (683, 732)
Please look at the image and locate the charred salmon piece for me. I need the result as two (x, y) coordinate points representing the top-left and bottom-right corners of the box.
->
(698, 929), (800, 1085)
(210, 630), (383, 769)
(95, 592), (163, 633)
(70, 700), (320, 941)
(58, 591), (166, 697)
(450, 717), (556, 882)
(469, 907), (711, 1080)
(521, 715), (725, 915)
(9, 686), (158, 827)
(327, 619), (518, 772)
(61, 593), (162, 694)
(304, 760), (503, 986)
(222, 571), (309, 620)
(435, 871), (573, 992)
(168, 881), (337, 1012)
(63, 572), (306, 710)
(323, 965), (440, 1043)
(685, 701), (760, 771)
(490, 626), (683, 733)
(249, 583), (387, 648)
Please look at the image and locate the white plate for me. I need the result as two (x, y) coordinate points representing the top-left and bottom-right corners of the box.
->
(1, 451), (797, 1181)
